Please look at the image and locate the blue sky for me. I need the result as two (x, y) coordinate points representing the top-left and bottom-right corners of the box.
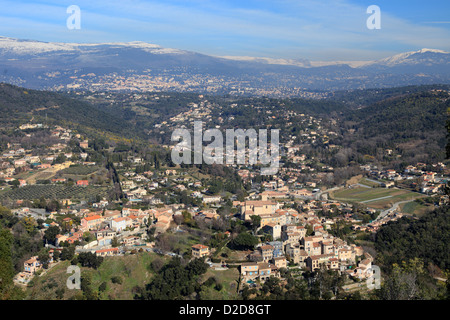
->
(1, 0), (449, 61)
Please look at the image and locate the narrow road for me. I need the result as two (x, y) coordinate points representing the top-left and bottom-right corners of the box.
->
(364, 178), (382, 185)
(315, 186), (341, 200)
(361, 195), (393, 203)
(364, 199), (413, 227)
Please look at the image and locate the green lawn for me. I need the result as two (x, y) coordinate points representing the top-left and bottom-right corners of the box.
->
(199, 268), (240, 300)
(331, 186), (425, 209)
(399, 201), (430, 217)
(331, 187), (403, 202)
(25, 260), (78, 300)
(88, 252), (165, 300)
(358, 178), (381, 187)
(367, 192), (426, 209)
(25, 252), (168, 300)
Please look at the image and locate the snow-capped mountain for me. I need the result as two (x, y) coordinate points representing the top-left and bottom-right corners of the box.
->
(360, 48), (450, 77)
(0, 36), (186, 56)
(220, 48), (450, 70)
(366, 48), (449, 67)
(218, 55), (312, 68)
(0, 36), (449, 92)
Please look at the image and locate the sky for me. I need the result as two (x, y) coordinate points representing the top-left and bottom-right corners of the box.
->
(0, 0), (449, 61)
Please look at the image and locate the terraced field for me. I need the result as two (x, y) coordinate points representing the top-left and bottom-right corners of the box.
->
(59, 165), (102, 175)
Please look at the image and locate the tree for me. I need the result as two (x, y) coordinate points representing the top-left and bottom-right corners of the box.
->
(44, 225), (61, 246)
(111, 276), (122, 284)
(378, 258), (428, 300)
(80, 274), (97, 300)
(60, 246), (75, 261)
(111, 236), (120, 248)
(231, 232), (259, 250)
(20, 216), (36, 234)
(261, 276), (283, 297)
(250, 215), (261, 234)
(99, 282), (107, 292)
(0, 228), (15, 298)
(9, 180), (20, 189)
(305, 224), (314, 237)
(52, 250), (61, 262)
(186, 258), (209, 277)
(55, 288), (65, 299)
(38, 248), (50, 269)
(150, 257), (165, 273)
(78, 252), (103, 269)
(135, 256), (208, 300)
(45, 199), (61, 213)
(173, 214), (184, 226)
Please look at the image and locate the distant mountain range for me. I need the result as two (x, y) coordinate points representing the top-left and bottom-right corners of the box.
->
(0, 36), (449, 94)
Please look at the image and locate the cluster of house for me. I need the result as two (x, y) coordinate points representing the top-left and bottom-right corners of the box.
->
(362, 162), (448, 194)
(227, 193), (373, 283)
(120, 168), (224, 205)
(357, 211), (404, 233)
(238, 234), (373, 284)
(77, 206), (178, 239)
(13, 204), (187, 285)
(0, 124), (93, 186)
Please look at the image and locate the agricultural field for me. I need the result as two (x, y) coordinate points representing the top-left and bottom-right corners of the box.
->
(58, 165), (102, 176)
(0, 184), (110, 201)
(358, 178), (383, 188)
(398, 200), (431, 217)
(23, 167), (61, 184)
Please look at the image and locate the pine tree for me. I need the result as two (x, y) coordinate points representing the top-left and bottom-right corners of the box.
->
(0, 228), (15, 298)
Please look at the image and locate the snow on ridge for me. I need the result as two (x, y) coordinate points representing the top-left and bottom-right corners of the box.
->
(0, 36), (185, 55)
(219, 55), (311, 67)
(367, 48), (450, 66)
(0, 36), (77, 54)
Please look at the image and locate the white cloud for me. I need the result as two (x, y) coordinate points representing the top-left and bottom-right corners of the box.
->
(0, 0), (449, 60)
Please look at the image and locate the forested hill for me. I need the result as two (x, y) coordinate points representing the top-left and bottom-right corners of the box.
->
(327, 84), (450, 109)
(0, 83), (135, 138)
(338, 90), (449, 162)
(375, 204), (450, 271)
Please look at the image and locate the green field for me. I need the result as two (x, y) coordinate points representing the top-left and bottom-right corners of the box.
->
(59, 165), (102, 175)
(358, 178), (382, 187)
(399, 201), (430, 217)
(332, 186), (403, 201)
(199, 268), (240, 300)
(24, 251), (240, 300)
(25, 253), (168, 300)
(88, 252), (165, 300)
(331, 186), (424, 209)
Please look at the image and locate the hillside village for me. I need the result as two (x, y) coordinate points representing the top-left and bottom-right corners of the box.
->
(0, 95), (449, 296)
